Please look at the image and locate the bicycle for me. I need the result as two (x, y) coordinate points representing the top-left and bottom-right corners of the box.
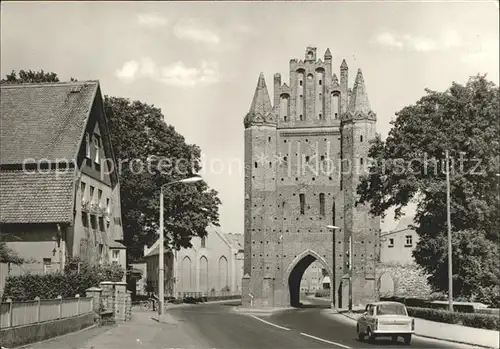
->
(139, 298), (158, 311)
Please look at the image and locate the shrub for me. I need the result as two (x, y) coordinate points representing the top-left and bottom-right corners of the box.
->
(2, 257), (124, 301)
(407, 307), (499, 331)
(315, 290), (330, 297)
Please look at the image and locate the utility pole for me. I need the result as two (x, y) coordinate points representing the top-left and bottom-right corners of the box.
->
(445, 150), (453, 312)
(348, 234), (353, 312)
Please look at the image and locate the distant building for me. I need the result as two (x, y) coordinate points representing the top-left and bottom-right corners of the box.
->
(300, 261), (327, 293)
(0, 81), (127, 291)
(143, 224), (243, 297)
(379, 215), (418, 265)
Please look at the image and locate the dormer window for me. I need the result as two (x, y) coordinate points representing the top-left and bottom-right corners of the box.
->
(85, 133), (91, 158)
(94, 134), (101, 164)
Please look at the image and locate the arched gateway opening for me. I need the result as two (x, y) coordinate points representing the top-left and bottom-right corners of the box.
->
(285, 249), (332, 307)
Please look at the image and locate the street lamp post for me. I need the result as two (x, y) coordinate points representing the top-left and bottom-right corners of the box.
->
(326, 225), (340, 312)
(158, 176), (203, 317)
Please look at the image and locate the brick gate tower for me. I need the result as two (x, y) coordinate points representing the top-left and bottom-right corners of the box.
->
(242, 47), (380, 309)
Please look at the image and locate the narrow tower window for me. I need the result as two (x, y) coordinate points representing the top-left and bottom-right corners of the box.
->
(360, 135), (363, 142)
(299, 194), (305, 215)
(254, 162), (258, 168)
(319, 193), (325, 216)
(299, 81), (303, 86)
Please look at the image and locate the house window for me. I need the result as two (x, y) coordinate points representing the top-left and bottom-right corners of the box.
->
(94, 134), (101, 164)
(80, 182), (86, 202)
(85, 133), (91, 158)
(106, 198), (110, 214)
(299, 193), (305, 215)
(201, 236), (206, 248)
(98, 244), (104, 264)
(98, 189), (102, 207)
(319, 193), (325, 216)
(99, 217), (105, 231)
(90, 186), (95, 203)
(388, 238), (394, 248)
(82, 212), (89, 227)
(405, 235), (413, 247)
(43, 258), (52, 274)
(112, 250), (120, 263)
(90, 215), (97, 230)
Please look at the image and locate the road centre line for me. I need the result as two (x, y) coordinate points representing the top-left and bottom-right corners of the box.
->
(300, 332), (352, 349)
(249, 315), (291, 331)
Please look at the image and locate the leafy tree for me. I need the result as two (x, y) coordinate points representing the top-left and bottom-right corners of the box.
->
(1, 69), (59, 84)
(0, 241), (24, 265)
(104, 96), (221, 261)
(358, 75), (500, 304)
(1, 70), (221, 262)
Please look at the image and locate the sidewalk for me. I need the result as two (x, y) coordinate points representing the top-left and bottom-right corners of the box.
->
(26, 310), (209, 349)
(339, 311), (500, 349)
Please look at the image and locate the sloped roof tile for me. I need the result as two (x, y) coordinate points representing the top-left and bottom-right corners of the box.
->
(0, 169), (75, 223)
(0, 81), (98, 165)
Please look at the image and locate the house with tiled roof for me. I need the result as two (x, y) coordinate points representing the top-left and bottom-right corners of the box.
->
(142, 224), (243, 297)
(0, 81), (126, 282)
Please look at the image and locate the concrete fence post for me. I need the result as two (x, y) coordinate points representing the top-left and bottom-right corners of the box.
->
(57, 295), (62, 319)
(34, 296), (41, 323)
(75, 294), (80, 316)
(6, 298), (13, 327)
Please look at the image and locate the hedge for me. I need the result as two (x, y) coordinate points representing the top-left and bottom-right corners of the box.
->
(380, 296), (476, 313)
(407, 306), (499, 331)
(315, 290), (330, 298)
(2, 258), (124, 301)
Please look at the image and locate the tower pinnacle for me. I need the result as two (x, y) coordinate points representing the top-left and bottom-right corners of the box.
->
(324, 48), (332, 59)
(248, 72), (272, 116)
(340, 59), (348, 70)
(349, 69), (371, 113)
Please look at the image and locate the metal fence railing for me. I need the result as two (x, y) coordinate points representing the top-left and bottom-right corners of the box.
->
(0, 295), (94, 329)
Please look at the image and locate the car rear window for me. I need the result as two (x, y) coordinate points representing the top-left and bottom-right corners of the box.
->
(377, 304), (407, 315)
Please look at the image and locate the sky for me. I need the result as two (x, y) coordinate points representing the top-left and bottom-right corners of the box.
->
(1, 1), (498, 234)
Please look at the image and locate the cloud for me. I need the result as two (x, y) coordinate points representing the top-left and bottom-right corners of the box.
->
(371, 30), (463, 52)
(372, 33), (403, 48)
(115, 60), (139, 82)
(461, 38), (499, 65)
(115, 58), (219, 87)
(173, 18), (220, 44)
(137, 13), (168, 28)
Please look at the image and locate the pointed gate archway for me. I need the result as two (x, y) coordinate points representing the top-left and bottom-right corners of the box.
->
(284, 249), (333, 307)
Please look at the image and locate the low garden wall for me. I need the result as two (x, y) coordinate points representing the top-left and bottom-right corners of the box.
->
(0, 309), (95, 348)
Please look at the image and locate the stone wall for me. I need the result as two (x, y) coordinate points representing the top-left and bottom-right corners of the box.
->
(377, 263), (432, 299)
(98, 281), (131, 322)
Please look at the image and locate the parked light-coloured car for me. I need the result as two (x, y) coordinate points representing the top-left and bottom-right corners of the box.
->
(356, 301), (415, 345)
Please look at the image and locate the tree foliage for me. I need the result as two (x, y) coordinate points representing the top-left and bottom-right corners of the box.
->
(1, 69), (59, 84)
(358, 75), (500, 304)
(104, 96), (221, 261)
(0, 241), (24, 265)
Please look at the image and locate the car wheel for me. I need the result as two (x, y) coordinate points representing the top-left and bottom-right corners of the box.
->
(403, 334), (412, 345)
(357, 325), (364, 341)
(367, 328), (376, 343)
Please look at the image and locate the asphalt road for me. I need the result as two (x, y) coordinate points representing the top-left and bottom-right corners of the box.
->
(170, 299), (478, 349)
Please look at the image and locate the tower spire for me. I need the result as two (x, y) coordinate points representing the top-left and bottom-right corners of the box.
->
(249, 72), (272, 116)
(349, 69), (371, 113)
